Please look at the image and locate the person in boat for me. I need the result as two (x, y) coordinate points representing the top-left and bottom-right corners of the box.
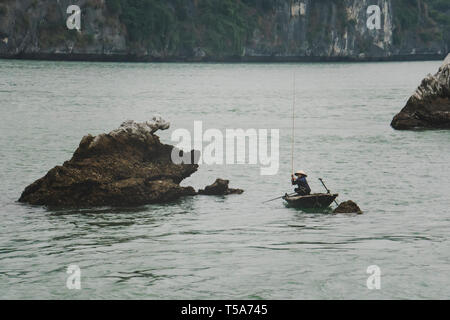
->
(291, 170), (311, 196)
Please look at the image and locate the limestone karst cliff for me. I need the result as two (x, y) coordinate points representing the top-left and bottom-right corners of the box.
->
(0, 0), (448, 61)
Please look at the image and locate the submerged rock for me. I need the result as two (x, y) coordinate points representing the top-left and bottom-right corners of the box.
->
(391, 54), (450, 130)
(19, 117), (198, 207)
(333, 200), (363, 214)
(198, 179), (244, 196)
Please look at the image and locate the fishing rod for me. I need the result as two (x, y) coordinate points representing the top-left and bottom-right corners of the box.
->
(264, 73), (298, 205)
(263, 192), (298, 204)
(291, 71), (295, 176)
(318, 178), (339, 206)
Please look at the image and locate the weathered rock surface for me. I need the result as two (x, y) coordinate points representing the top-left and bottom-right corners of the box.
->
(391, 54), (450, 130)
(333, 200), (363, 214)
(0, 1), (448, 62)
(198, 179), (244, 196)
(19, 117), (198, 207)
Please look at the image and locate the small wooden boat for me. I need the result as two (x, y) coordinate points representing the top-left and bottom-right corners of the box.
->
(283, 193), (338, 209)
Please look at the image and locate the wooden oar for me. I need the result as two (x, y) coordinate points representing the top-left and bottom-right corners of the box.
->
(263, 192), (298, 204)
(318, 178), (339, 206)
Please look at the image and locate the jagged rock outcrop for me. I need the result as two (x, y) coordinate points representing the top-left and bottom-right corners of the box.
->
(391, 54), (450, 130)
(198, 179), (243, 196)
(19, 117), (198, 207)
(333, 200), (363, 214)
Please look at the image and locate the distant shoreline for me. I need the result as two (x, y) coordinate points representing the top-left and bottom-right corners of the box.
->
(0, 53), (447, 63)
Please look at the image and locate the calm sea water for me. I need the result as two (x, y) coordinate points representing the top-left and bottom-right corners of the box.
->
(0, 59), (449, 299)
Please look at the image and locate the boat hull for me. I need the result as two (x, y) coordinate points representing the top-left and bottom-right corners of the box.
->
(283, 193), (338, 209)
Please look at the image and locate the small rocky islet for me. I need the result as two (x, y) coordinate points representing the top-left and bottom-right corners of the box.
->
(391, 54), (450, 130)
(198, 179), (244, 196)
(18, 117), (243, 207)
(333, 200), (363, 215)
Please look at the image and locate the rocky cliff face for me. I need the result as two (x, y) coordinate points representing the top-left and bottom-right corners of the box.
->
(0, 0), (448, 61)
(246, 0), (396, 59)
(391, 54), (450, 130)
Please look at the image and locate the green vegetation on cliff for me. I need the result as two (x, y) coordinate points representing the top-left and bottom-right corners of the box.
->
(392, 0), (450, 47)
(106, 0), (260, 56)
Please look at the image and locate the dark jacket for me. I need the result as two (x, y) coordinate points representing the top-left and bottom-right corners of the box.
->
(292, 176), (311, 195)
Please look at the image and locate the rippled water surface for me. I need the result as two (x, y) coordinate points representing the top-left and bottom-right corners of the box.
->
(1, 59), (449, 299)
